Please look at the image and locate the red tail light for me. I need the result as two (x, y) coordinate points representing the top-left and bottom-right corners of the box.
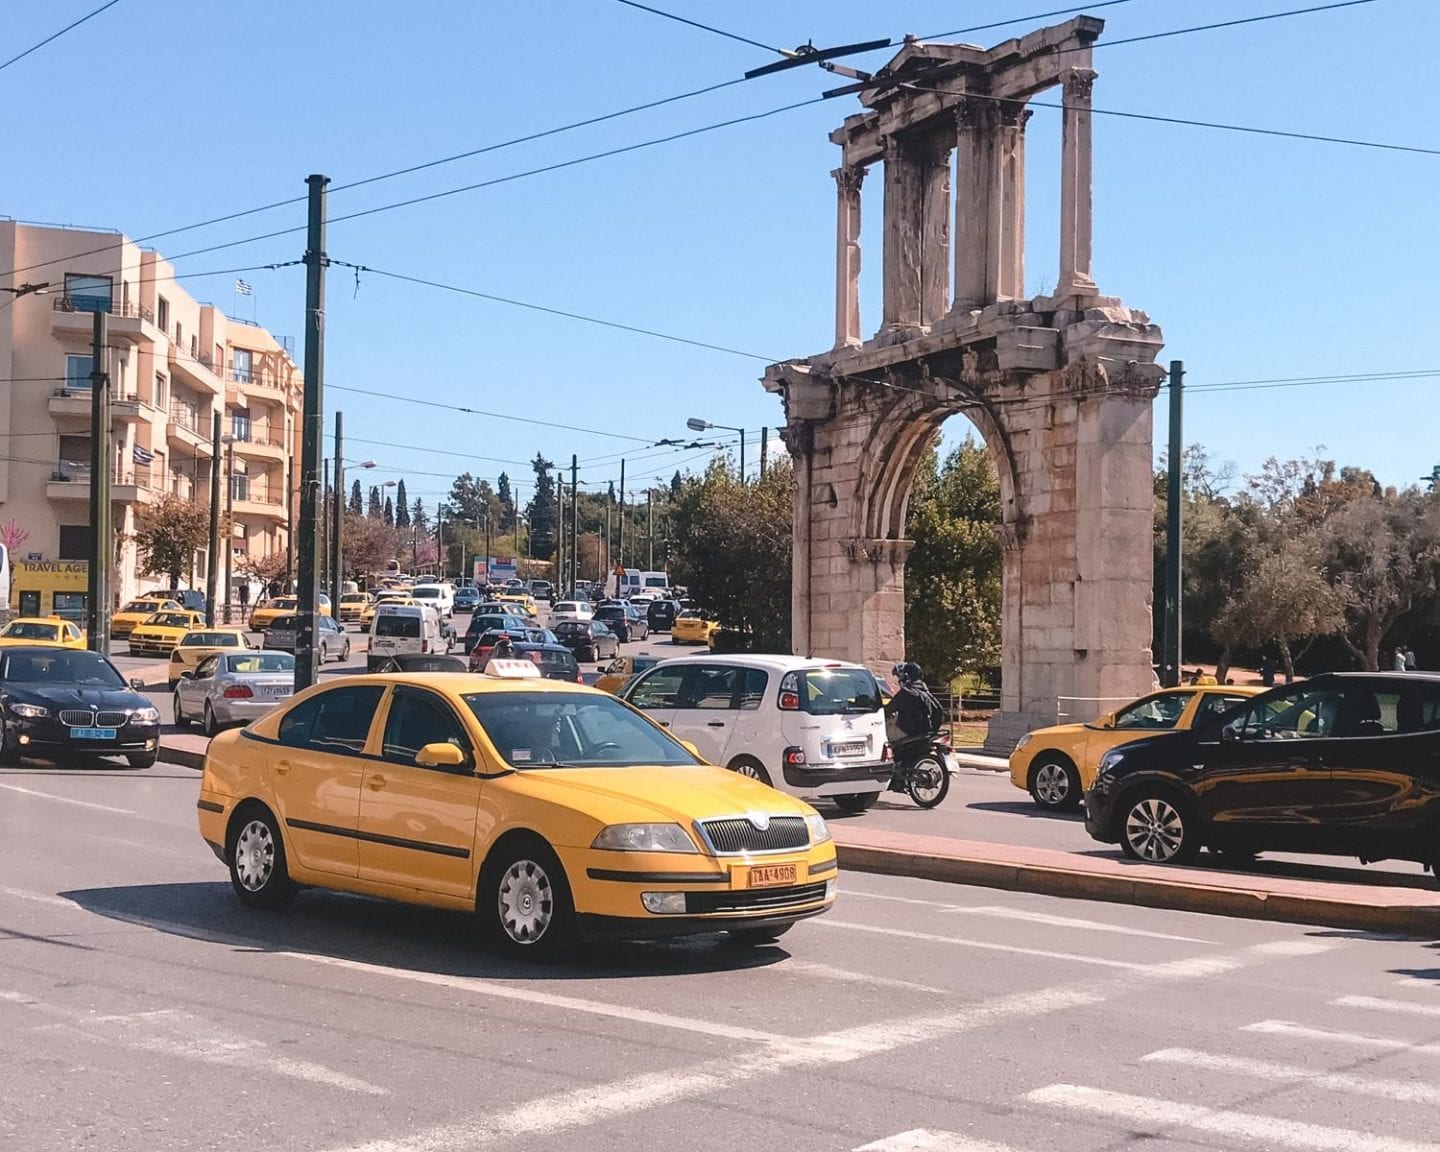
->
(528, 651), (542, 665)
(882, 742), (893, 762)
(779, 692), (801, 710)
(223, 685), (254, 699)
(783, 746), (806, 766)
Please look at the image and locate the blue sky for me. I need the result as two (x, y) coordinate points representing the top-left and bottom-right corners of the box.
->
(5, 0), (1436, 508)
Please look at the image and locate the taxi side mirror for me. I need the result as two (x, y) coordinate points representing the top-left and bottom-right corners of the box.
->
(1095, 711), (1115, 729)
(677, 738), (704, 762)
(416, 742), (466, 769)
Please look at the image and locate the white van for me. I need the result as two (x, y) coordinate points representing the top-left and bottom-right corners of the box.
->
(640, 571), (669, 592)
(621, 654), (891, 814)
(368, 602), (449, 671)
(409, 582), (455, 618)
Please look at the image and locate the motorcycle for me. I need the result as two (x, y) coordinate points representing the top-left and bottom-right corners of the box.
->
(888, 733), (953, 809)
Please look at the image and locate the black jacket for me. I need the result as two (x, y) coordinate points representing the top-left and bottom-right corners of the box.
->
(887, 682), (941, 739)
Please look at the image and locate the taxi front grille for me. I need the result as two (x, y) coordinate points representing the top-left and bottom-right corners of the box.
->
(686, 882), (828, 914)
(696, 816), (808, 855)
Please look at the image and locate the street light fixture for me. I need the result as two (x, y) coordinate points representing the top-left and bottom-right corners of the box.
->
(686, 417), (746, 480)
(0, 282), (51, 299)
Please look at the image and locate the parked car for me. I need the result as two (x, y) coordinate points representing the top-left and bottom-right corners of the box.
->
(646, 599), (680, 632)
(0, 647), (160, 769)
(0, 617), (86, 650)
(593, 602), (649, 643)
(549, 600), (593, 625)
(1010, 685), (1262, 811)
(621, 655), (890, 814)
(553, 620), (620, 663)
(174, 650), (297, 737)
(172, 589), (209, 615)
(261, 614), (351, 662)
(1083, 671), (1440, 872)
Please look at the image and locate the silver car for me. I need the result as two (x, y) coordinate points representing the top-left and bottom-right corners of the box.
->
(173, 650), (296, 737)
(260, 613), (351, 662)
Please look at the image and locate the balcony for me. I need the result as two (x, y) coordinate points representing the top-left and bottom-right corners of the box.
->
(167, 404), (215, 453)
(49, 388), (154, 427)
(231, 490), (287, 521)
(46, 461), (159, 504)
(230, 429), (288, 461)
(168, 346), (224, 394)
(50, 297), (159, 345)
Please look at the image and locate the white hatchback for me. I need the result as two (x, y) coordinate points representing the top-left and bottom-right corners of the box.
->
(621, 654), (891, 814)
(548, 600), (593, 624)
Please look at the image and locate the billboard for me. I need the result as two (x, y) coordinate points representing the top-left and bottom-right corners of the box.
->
(476, 556), (519, 585)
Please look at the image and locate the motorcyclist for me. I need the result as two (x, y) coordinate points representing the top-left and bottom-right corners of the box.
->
(885, 662), (944, 786)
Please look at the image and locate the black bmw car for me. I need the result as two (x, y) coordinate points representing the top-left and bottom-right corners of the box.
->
(0, 647), (161, 769)
(1084, 671), (1440, 875)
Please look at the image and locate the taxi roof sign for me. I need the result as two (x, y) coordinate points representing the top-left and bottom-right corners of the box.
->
(486, 658), (542, 679)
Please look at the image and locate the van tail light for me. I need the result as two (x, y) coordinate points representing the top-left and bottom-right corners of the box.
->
(783, 746), (806, 767)
(223, 685), (254, 699)
(882, 742), (893, 762)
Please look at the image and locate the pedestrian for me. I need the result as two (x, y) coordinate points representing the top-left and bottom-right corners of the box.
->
(1406, 646), (1419, 671)
(237, 581), (249, 608)
(1394, 646), (1408, 672)
(1259, 655), (1276, 687)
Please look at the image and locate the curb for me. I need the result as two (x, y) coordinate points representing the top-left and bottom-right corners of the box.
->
(157, 742), (205, 771)
(835, 841), (1440, 936)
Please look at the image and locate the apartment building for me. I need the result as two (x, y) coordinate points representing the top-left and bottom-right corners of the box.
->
(0, 220), (301, 605)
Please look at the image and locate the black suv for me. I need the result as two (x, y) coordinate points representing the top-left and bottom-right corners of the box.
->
(646, 599), (679, 632)
(593, 603), (649, 643)
(1084, 672), (1440, 875)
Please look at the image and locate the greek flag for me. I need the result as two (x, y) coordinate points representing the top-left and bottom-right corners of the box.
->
(234, 279), (253, 296)
(132, 445), (155, 465)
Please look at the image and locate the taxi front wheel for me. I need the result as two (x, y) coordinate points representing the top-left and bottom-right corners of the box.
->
(480, 837), (578, 962)
(228, 805), (297, 909)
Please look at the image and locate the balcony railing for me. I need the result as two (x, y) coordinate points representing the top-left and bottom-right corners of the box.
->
(229, 428), (288, 449)
(52, 297), (155, 322)
(168, 404), (204, 434)
(50, 460), (159, 489)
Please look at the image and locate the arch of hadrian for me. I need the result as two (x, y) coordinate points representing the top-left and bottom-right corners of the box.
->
(762, 16), (1166, 750)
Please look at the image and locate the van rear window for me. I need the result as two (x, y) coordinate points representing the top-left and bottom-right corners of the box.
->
(791, 668), (882, 715)
(375, 616), (421, 638)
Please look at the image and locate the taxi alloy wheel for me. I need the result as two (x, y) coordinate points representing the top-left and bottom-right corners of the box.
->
(1121, 792), (1201, 865)
(484, 839), (577, 961)
(228, 808), (295, 908)
(1030, 757), (1081, 812)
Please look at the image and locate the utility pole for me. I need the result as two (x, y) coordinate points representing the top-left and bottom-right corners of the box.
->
(86, 310), (111, 654)
(285, 457), (295, 593)
(647, 489), (654, 570)
(205, 412), (221, 627)
(435, 509), (444, 577)
(618, 459), (626, 570)
(555, 476), (566, 595)
(295, 173), (329, 691)
(1162, 359), (1184, 688)
(320, 458), (330, 594)
(484, 511), (492, 586)
(759, 426), (768, 476)
(739, 427), (746, 483)
(570, 454), (579, 596)
(224, 438), (236, 622)
(330, 411), (343, 609)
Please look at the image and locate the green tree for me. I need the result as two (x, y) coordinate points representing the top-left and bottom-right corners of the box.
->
(132, 494), (212, 588)
(496, 472), (516, 531)
(367, 485), (382, 519)
(383, 496), (394, 526)
(410, 498), (428, 532)
(394, 479), (410, 527)
(526, 454), (557, 560)
(903, 437), (1002, 684)
(348, 478), (362, 515)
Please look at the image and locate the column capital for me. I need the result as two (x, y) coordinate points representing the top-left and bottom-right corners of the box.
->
(995, 101), (1034, 132)
(831, 165), (866, 195)
(953, 95), (988, 132)
(1063, 67), (1098, 101)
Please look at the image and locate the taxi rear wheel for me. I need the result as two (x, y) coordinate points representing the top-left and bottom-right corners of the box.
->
(227, 805), (296, 908)
(481, 837), (578, 962)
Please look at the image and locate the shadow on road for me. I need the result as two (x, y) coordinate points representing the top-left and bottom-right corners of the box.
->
(1070, 847), (1436, 891)
(60, 880), (794, 981)
(965, 800), (1085, 821)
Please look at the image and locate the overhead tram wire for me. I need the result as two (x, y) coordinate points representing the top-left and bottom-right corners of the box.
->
(0, 0), (124, 73)
(608, 0), (786, 55)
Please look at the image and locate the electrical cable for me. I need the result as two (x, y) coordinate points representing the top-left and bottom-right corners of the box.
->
(608, 0), (784, 55)
(0, 0), (123, 73)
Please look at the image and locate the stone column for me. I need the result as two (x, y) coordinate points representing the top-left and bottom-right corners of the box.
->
(1058, 68), (1098, 297)
(832, 165), (865, 349)
(951, 98), (992, 312)
(996, 104), (1032, 302)
(880, 135), (924, 340)
(918, 132), (952, 326)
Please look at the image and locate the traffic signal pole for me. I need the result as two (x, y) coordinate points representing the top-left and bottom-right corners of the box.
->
(295, 174), (329, 692)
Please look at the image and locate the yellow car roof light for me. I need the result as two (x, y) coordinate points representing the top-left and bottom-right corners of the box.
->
(485, 659), (542, 679)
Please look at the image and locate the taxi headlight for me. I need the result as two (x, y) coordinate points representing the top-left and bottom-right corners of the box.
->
(9, 702), (47, 719)
(1015, 733), (1033, 751)
(132, 706), (161, 723)
(592, 823), (697, 853)
(804, 812), (832, 845)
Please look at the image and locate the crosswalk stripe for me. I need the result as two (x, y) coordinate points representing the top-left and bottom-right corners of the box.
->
(810, 920), (1151, 970)
(1027, 1083), (1440, 1152)
(1249, 940), (1336, 956)
(855, 1131), (1017, 1152)
(1143, 1047), (1440, 1104)
(1334, 994), (1440, 1018)
(1243, 1019), (1440, 1056)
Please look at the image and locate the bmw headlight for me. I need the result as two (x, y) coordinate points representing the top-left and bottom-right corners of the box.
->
(132, 706), (161, 723)
(592, 824), (697, 853)
(804, 812), (832, 844)
(8, 702), (47, 719)
(1099, 749), (1126, 772)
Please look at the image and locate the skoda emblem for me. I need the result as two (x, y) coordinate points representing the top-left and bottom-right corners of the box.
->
(746, 811), (771, 831)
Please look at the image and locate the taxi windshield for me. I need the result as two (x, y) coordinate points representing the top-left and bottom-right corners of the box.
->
(148, 613), (194, 628)
(182, 632), (240, 646)
(463, 690), (698, 769)
(4, 622), (58, 639)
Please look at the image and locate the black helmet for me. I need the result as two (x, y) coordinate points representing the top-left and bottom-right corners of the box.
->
(891, 661), (923, 685)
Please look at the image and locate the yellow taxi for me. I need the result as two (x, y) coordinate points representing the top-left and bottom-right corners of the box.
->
(1010, 684), (1263, 811)
(593, 653), (662, 694)
(360, 593), (415, 629)
(128, 610), (208, 657)
(168, 628), (253, 686)
(337, 592), (372, 623)
(197, 663), (837, 960)
(671, 608), (719, 646)
(496, 591), (538, 619)
(111, 596), (182, 639)
(249, 593), (332, 632)
(0, 616), (87, 649)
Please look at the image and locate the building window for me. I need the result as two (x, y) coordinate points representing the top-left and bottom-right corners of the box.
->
(154, 373), (168, 409)
(58, 525), (92, 560)
(157, 297), (170, 333)
(175, 321), (183, 348)
(65, 354), (94, 391)
(231, 410), (252, 441)
(231, 347), (253, 383)
(231, 473), (249, 501)
(63, 274), (112, 313)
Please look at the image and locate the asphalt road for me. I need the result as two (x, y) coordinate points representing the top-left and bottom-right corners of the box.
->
(4, 756), (1440, 1152)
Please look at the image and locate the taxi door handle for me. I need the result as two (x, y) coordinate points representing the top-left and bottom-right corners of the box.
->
(367, 774), (387, 791)
(275, 759), (292, 775)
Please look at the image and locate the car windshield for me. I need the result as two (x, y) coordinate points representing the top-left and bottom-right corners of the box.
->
(2, 650), (125, 687)
(183, 632), (241, 646)
(554, 622), (585, 636)
(226, 653), (294, 674)
(124, 600), (170, 613)
(375, 615), (421, 638)
(411, 587), (440, 600)
(267, 616), (300, 630)
(1112, 693), (1190, 729)
(463, 690), (697, 768)
(4, 623), (58, 639)
(148, 613), (193, 628)
(798, 667), (882, 715)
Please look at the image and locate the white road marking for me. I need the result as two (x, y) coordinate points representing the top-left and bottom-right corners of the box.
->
(4, 993), (385, 1094)
(1144, 1047), (1440, 1104)
(1250, 940), (1337, 956)
(1395, 977), (1438, 990)
(0, 886), (73, 909)
(1143, 956), (1242, 979)
(1334, 994), (1440, 1018)
(1243, 1020), (1440, 1056)
(855, 1131), (1019, 1152)
(811, 920), (1153, 970)
(0, 782), (135, 814)
(1027, 1083), (1440, 1152)
(772, 960), (948, 995)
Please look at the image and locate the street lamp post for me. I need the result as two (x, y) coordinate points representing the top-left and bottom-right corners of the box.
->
(222, 434), (236, 622)
(687, 416), (745, 480)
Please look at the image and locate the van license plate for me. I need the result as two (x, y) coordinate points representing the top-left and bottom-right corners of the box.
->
(744, 864), (796, 889)
(72, 727), (115, 740)
(829, 740), (865, 757)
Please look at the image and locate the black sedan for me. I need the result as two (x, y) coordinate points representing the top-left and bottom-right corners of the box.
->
(510, 642), (582, 683)
(646, 599), (680, 631)
(553, 620), (620, 663)
(0, 647), (161, 769)
(1084, 671), (1440, 875)
(593, 603), (649, 642)
(369, 654), (470, 673)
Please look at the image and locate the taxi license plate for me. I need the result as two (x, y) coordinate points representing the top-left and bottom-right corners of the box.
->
(744, 863), (797, 889)
(829, 740), (865, 757)
(72, 727), (116, 740)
